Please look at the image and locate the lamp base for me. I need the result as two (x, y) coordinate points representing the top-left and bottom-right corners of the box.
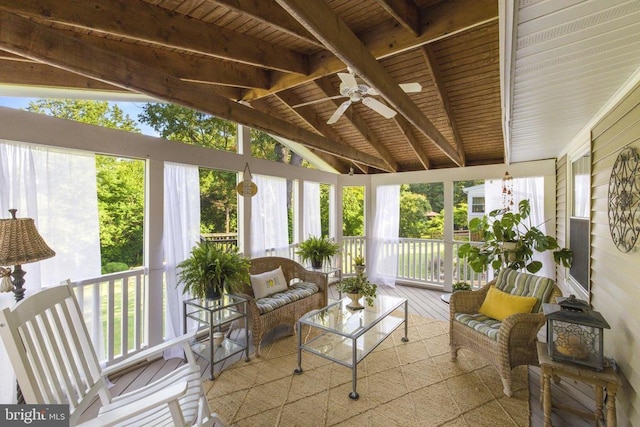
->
(11, 264), (26, 303)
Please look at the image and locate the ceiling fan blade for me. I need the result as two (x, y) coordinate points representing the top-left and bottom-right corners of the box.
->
(327, 100), (352, 124)
(362, 97), (397, 119)
(366, 82), (421, 96)
(337, 72), (358, 89)
(400, 82), (422, 93)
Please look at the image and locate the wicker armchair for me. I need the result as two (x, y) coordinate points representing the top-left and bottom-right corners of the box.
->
(449, 269), (562, 397)
(232, 257), (328, 356)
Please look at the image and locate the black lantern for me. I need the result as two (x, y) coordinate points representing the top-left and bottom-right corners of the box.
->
(542, 295), (610, 370)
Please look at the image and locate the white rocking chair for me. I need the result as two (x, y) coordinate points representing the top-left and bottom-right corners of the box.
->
(0, 283), (220, 426)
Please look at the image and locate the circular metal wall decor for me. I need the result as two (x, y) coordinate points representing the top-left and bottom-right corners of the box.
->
(607, 147), (640, 252)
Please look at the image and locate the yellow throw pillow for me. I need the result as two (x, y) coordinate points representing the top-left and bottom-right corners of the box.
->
(478, 286), (538, 321)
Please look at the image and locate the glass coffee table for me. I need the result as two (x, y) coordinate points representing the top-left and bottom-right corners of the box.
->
(294, 294), (408, 399)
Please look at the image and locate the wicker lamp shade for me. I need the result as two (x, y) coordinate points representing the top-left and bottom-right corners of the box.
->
(0, 215), (55, 266)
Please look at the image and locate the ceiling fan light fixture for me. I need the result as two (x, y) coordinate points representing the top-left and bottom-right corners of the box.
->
(326, 69), (421, 124)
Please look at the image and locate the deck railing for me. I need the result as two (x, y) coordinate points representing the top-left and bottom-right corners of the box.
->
(68, 237), (486, 365)
(70, 267), (149, 365)
(341, 236), (486, 288)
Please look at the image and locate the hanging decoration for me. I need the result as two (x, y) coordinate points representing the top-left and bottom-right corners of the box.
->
(607, 147), (640, 253)
(502, 171), (514, 211)
(236, 162), (258, 197)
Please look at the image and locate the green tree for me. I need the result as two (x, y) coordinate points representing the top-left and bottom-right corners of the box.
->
(27, 100), (144, 271)
(408, 183), (443, 212)
(320, 183), (331, 237)
(27, 99), (139, 130)
(407, 180), (483, 213)
(139, 104), (239, 236)
(399, 188), (432, 238)
(343, 186), (364, 236)
(140, 103), (237, 150)
(454, 202), (469, 230)
(96, 156), (145, 267)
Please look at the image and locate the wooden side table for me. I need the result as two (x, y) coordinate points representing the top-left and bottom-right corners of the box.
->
(537, 342), (621, 427)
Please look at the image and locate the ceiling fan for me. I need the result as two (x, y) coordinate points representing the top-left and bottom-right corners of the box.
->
(327, 70), (422, 124)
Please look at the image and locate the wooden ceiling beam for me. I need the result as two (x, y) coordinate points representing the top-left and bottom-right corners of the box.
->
(0, 60), (121, 91)
(211, 0), (323, 48)
(274, 91), (393, 173)
(244, 0), (497, 100)
(314, 77), (398, 172)
(0, 11), (390, 171)
(373, 0), (420, 36)
(277, 0), (462, 166)
(71, 31), (270, 90)
(421, 45), (466, 166)
(393, 115), (431, 170)
(0, 0), (309, 75)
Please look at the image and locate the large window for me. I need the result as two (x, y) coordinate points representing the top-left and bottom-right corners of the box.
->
(570, 154), (590, 293)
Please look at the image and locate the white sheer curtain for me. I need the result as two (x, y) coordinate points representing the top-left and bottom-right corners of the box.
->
(163, 162), (201, 359)
(369, 185), (400, 287)
(251, 175), (289, 257)
(0, 139), (101, 403)
(485, 176), (552, 277)
(303, 181), (321, 238)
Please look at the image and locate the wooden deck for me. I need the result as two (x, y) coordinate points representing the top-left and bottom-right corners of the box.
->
(92, 284), (596, 426)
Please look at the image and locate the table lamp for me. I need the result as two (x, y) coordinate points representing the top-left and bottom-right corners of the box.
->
(0, 209), (56, 303)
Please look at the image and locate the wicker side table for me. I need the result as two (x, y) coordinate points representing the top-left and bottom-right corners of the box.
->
(537, 342), (621, 427)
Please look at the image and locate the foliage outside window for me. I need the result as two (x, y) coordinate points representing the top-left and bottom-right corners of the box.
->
(343, 186), (364, 236)
(27, 100), (145, 272)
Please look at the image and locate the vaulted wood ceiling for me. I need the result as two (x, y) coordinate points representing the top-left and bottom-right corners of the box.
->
(0, 0), (503, 174)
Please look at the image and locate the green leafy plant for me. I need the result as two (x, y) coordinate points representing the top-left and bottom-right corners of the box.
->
(457, 199), (572, 274)
(452, 281), (472, 292)
(352, 255), (365, 266)
(177, 241), (250, 299)
(296, 235), (340, 268)
(336, 275), (378, 306)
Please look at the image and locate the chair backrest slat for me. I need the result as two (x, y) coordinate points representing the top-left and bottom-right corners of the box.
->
(0, 284), (109, 418)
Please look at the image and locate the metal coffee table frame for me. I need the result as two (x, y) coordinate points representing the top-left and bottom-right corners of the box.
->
(294, 294), (408, 399)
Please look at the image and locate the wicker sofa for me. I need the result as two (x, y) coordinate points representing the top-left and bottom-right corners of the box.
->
(449, 269), (562, 397)
(232, 257), (328, 356)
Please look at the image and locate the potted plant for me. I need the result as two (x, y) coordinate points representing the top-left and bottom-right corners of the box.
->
(452, 281), (472, 292)
(296, 235), (340, 269)
(457, 199), (572, 275)
(352, 254), (365, 276)
(336, 275), (377, 309)
(177, 241), (250, 300)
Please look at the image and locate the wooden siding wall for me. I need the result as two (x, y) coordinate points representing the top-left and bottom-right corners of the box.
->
(555, 155), (569, 294)
(590, 82), (640, 425)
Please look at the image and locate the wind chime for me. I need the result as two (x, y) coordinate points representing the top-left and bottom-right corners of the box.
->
(502, 171), (514, 211)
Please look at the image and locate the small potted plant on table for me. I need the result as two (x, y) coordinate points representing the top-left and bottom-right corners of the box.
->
(177, 241), (250, 300)
(337, 275), (377, 309)
(352, 255), (366, 276)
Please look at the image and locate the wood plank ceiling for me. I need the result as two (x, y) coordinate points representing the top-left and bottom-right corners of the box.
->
(0, 0), (503, 174)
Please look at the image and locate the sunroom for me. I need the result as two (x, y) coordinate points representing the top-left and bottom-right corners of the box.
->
(1, 1), (640, 426)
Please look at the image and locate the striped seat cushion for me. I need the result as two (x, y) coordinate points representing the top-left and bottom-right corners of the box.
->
(255, 282), (319, 315)
(494, 269), (555, 313)
(455, 313), (501, 341)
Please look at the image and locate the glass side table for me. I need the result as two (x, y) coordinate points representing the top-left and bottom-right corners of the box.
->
(305, 264), (342, 286)
(183, 294), (249, 380)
